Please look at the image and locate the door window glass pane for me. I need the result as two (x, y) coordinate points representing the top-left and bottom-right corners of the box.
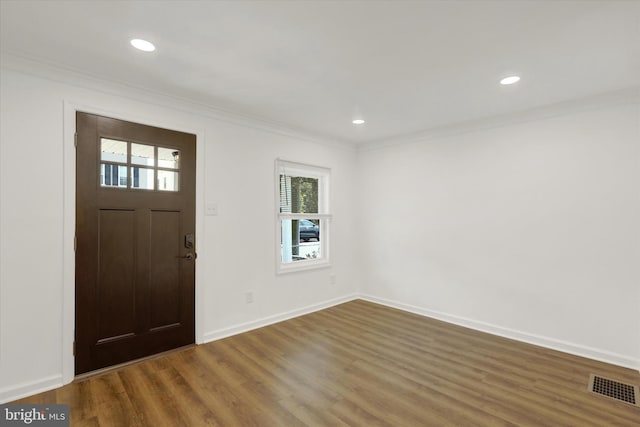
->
(131, 167), (154, 190)
(158, 147), (180, 169)
(99, 139), (184, 192)
(100, 164), (127, 188)
(101, 138), (127, 163)
(131, 143), (155, 167)
(158, 170), (179, 192)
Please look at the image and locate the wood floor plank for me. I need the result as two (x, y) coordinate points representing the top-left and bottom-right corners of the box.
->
(118, 364), (188, 427)
(78, 374), (141, 427)
(176, 346), (276, 426)
(9, 300), (640, 426)
(56, 379), (97, 425)
(150, 365), (219, 426)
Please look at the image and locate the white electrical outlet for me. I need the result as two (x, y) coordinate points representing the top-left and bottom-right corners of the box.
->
(245, 291), (254, 304)
(329, 274), (337, 285)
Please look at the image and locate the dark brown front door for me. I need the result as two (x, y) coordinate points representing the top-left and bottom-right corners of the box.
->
(75, 112), (196, 374)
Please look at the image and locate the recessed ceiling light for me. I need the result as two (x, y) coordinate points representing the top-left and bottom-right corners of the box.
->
(500, 75), (520, 85)
(130, 39), (156, 52)
(352, 119), (365, 125)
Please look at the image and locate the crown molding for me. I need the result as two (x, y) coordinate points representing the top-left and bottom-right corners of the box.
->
(358, 87), (640, 152)
(0, 51), (357, 152)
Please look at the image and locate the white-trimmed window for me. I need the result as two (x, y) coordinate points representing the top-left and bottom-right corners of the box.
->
(276, 159), (331, 273)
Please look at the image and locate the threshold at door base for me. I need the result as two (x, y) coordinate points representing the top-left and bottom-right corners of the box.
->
(73, 343), (196, 383)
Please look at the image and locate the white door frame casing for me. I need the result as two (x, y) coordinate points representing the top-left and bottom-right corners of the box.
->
(62, 100), (206, 384)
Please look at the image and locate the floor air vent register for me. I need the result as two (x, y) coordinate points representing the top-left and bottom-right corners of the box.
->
(588, 374), (639, 407)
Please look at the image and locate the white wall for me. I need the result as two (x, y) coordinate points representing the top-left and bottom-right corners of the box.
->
(358, 100), (640, 369)
(0, 62), (359, 402)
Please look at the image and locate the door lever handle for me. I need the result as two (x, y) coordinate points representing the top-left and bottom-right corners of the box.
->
(177, 253), (195, 260)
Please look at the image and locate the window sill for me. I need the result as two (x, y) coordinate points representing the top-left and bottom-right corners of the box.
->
(276, 259), (331, 275)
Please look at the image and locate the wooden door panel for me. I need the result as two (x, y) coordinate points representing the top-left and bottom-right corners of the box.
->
(97, 209), (136, 341)
(149, 210), (181, 330)
(76, 112), (196, 374)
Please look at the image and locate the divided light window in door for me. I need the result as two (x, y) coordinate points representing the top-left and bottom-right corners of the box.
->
(100, 138), (180, 192)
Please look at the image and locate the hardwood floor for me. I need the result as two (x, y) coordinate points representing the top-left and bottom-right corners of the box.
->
(13, 300), (640, 426)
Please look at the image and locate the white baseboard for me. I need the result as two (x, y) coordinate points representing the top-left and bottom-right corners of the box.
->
(360, 294), (640, 372)
(0, 375), (63, 404)
(202, 293), (359, 343)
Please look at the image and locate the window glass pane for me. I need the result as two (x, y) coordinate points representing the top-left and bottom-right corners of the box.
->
(281, 219), (321, 263)
(101, 138), (127, 163)
(131, 167), (154, 190)
(100, 164), (127, 188)
(158, 170), (179, 192)
(279, 175), (318, 214)
(131, 143), (155, 167)
(158, 147), (180, 169)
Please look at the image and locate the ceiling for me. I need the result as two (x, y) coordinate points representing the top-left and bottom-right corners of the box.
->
(1, 1), (639, 145)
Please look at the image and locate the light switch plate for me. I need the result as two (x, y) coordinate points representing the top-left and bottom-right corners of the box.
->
(205, 203), (218, 216)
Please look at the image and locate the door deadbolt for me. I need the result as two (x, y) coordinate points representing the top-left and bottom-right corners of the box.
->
(185, 233), (194, 249)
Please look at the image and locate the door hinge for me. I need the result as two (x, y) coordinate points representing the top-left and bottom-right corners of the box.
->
(74, 132), (78, 148)
(73, 341), (76, 356)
